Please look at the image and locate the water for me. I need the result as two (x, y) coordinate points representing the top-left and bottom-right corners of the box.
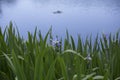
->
(0, 0), (120, 40)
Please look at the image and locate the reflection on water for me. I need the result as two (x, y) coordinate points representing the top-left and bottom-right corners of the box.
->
(0, 0), (1, 13)
(53, 10), (62, 14)
(34, 0), (120, 7)
(0, 0), (120, 39)
(0, 0), (16, 4)
(0, 0), (16, 14)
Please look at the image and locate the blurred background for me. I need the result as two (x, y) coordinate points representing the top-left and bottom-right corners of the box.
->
(0, 0), (120, 40)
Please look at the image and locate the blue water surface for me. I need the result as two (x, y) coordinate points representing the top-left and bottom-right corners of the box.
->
(0, 0), (120, 40)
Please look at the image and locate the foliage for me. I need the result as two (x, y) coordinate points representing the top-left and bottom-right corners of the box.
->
(0, 22), (120, 80)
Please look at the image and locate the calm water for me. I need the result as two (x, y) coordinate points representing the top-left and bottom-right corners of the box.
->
(0, 0), (120, 39)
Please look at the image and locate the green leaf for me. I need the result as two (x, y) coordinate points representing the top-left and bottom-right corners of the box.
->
(70, 35), (76, 50)
(82, 72), (96, 80)
(3, 53), (15, 73)
(12, 50), (26, 80)
(93, 75), (104, 80)
(63, 49), (85, 60)
(45, 59), (56, 80)
(57, 57), (68, 80)
(115, 76), (120, 80)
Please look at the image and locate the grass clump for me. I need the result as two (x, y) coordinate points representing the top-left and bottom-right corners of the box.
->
(0, 22), (120, 80)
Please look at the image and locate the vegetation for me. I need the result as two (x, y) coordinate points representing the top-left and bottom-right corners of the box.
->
(0, 22), (120, 80)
